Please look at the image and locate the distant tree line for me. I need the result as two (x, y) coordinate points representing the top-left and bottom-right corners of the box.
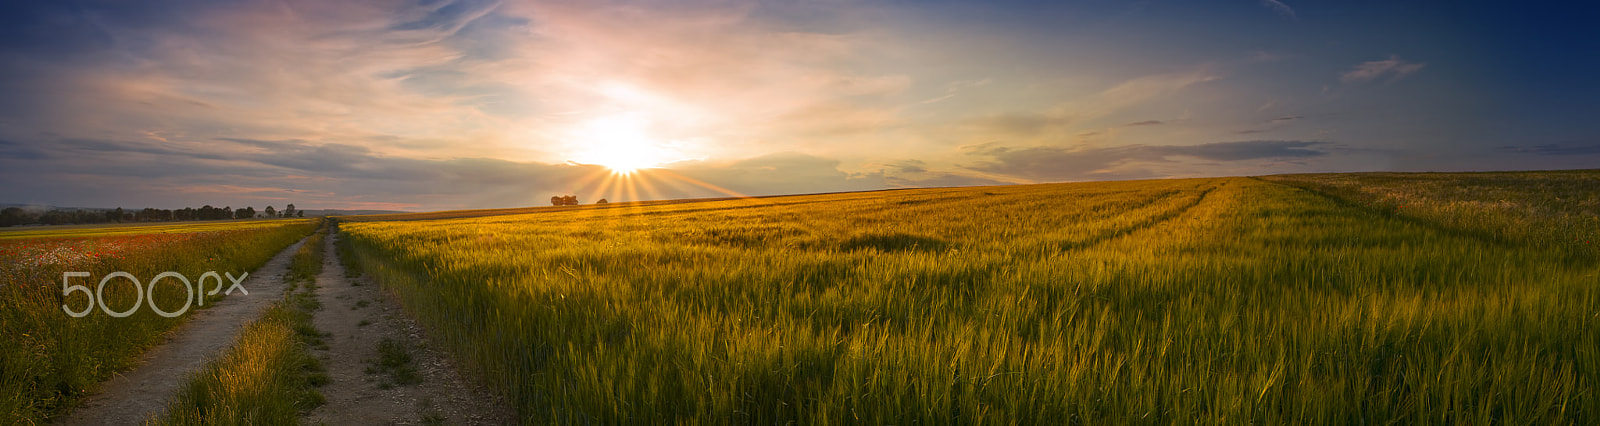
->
(0, 203), (305, 227)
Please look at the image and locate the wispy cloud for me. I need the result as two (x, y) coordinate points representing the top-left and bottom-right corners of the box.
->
(1259, 0), (1298, 19)
(1093, 67), (1220, 115)
(0, 135), (891, 209)
(1341, 54), (1426, 85)
(0, 0), (1537, 209)
(920, 78), (991, 104)
(889, 159), (928, 174)
(964, 140), (1327, 181)
(960, 67), (1217, 137)
(1496, 142), (1600, 156)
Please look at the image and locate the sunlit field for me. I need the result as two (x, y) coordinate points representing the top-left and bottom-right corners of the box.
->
(338, 173), (1598, 423)
(0, 219), (316, 422)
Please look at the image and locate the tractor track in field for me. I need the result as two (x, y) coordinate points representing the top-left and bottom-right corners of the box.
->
(1250, 176), (1520, 249)
(59, 236), (311, 425)
(302, 231), (514, 425)
(1050, 183), (1220, 253)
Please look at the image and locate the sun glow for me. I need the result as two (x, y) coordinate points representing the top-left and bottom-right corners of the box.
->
(569, 113), (677, 174)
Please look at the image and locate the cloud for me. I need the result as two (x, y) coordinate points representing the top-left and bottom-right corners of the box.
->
(0, 0), (919, 161)
(1268, 115), (1302, 123)
(886, 172), (1011, 188)
(1496, 142), (1600, 156)
(0, 139), (48, 160)
(1092, 67), (1219, 116)
(1165, 140), (1325, 161)
(890, 159), (928, 174)
(663, 152), (888, 197)
(962, 112), (1071, 136)
(0, 1), (1493, 209)
(0, 135), (901, 210)
(1259, 0), (1297, 19)
(878, 158), (1014, 188)
(964, 140), (1327, 181)
(959, 67), (1215, 137)
(920, 78), (991, 104)
(1341, 55), (1426, 85)
(0, 0), (940, 208)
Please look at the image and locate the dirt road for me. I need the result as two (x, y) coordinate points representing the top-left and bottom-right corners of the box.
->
(302, 231), (514, 425)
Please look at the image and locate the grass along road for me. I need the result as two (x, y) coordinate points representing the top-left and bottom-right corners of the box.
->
(152, 226), (331, 424)
(1, 220), (316, 423)
(59, 235), (312, 425)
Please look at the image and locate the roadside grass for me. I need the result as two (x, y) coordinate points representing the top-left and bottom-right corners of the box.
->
(339, 174), (1598, 423)
(152, 226), (329, 425)
(0, 219), (316, 423)
(333, 224), (361, 282)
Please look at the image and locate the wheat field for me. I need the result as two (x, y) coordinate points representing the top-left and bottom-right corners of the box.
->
(337, 174), (1598, 424)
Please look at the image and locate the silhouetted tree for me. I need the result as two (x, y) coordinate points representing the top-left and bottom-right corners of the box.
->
(40, 210), (73, 225)
(283, 203), (296, 218)
(596, 199), (608, 204)
(264, 206), (276, 218)
(297, 210), (305, 217)
(0, 207), (28, 227)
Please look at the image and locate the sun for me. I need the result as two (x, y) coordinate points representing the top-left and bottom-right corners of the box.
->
(569, 113), (673, 174)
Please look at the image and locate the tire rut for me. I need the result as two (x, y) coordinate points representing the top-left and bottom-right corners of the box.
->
(1048, 183), (1220, 253)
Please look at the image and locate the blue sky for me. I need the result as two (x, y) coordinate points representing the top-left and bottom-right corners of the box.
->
(1, 0), (1596, 211)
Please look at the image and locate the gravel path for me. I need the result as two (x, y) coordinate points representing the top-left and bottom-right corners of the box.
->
(302, 232), (514, 425)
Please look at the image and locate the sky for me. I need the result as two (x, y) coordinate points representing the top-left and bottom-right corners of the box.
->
(1, 0), (1597, 211)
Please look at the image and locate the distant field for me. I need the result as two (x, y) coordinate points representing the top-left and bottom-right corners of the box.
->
(0, 219), (316, 423)
(0, 218), (313, 240)
(338, 198), (726, 222)
(337, 190), (922, 223)
(339, 172), (1598, 423)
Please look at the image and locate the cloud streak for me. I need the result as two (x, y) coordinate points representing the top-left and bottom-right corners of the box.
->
(1341, 55), (1426, 85)
(0, 0), (1571, 210)
(1259, 0), (1298, 19)
(965, 140), (1328, 181)
(1496, 142), (1600, 156)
